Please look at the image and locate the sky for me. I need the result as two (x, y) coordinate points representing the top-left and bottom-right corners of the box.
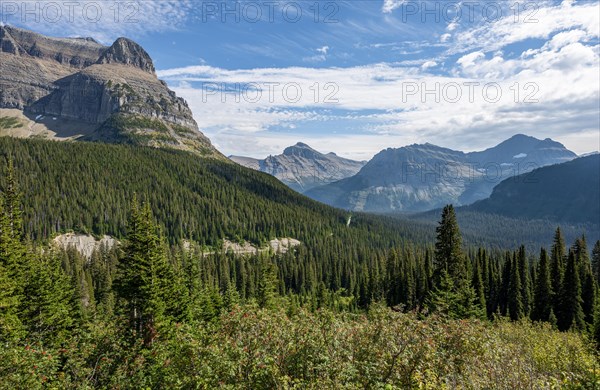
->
(2, 0), (599, 160)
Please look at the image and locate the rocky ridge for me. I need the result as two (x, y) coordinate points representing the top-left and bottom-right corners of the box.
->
(230, 142), (366, 193)
(305, 135), (577, 213)
(0, 25), (219, 157)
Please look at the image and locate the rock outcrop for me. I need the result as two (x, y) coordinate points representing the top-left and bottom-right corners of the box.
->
(0, 25), (220, 157)
(53, 233), (118, 259)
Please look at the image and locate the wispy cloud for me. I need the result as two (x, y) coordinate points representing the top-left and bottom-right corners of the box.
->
(382, 0), (406, 14)
(159, 36), (598, 158)
(0, 0), (195, 43)
(448, 0), (599, 55)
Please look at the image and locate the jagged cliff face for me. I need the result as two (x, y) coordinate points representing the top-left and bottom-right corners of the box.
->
(230, 143), (366, 193)
(0, 26), (219, 157)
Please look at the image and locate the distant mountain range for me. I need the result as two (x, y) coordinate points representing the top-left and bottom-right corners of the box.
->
(304, 134), (577, 213)
(466, 154), (599, 225)
(0, 25), (220, 157)
(230, 142), (366, 193)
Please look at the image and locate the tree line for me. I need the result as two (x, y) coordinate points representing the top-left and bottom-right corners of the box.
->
(0, 153), (598, 387)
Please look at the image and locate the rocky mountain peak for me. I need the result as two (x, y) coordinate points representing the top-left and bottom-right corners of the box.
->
(97, 37), (155, 74)
(283, 142), (320, 158)
(0, 26), (221, 158)
(231, 143), (366, 193)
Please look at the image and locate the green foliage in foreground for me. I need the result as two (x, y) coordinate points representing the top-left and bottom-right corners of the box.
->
(0, 142), (599, 388)
(0, 305), (597, 389)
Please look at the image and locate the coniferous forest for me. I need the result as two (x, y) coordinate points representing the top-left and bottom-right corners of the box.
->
(0, 138), (599, 388)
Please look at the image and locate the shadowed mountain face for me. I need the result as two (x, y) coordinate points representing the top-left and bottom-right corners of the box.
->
(305, 135), (577, 213)
(465, 154), (600, 225)
(0, 25), (220, 157)
(230, 143), (366, 193)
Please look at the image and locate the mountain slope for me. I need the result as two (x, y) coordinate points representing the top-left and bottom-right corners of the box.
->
(0, 137), (434, 249)
(306, 135), (577, 213)
(230, 142), (365, 193)
(0, 25), (219, 157)
(466, 155), (600, 224)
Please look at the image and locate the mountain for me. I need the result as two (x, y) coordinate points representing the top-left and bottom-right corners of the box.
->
(230, 142), (366, 193)
(466, 154), (600, 225)
(0, 136), (434, 248)
(306, 135), (577, 213)
(0, 25), (220, 157)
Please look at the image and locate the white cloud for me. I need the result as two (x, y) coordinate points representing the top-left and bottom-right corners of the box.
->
(317, 46), (330, 55)
(421, 61), (437, 70)
(1, 0), (195, 44)
(440, 34), (452, 43)
(382, 0), (406, 14)
(159, 36), (599, 158)
(456, 52), (486, 68)
(446, 22), (458, 32)
(303, 46), (331, 63)
(449, 0), (599, 55)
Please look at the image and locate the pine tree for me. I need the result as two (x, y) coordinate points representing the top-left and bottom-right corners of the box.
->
(114, 197), (180, 343)
(472, 256), (486, 311)
(558, 250), (585, 331)
(507, 254), (524, 321)
(573, 237), (596, 326)
(427, 270), (483, 319)
(0, 160), (26, 340)
(517, 246), (532, 317)
(257, 259), (277, 309)
(532, 248), (553, 322)
(428, 206), (482, 318)
(434, 205), (467, 287)
(0, 260), (21, 339)
(498, 252), (512, 316)
(582, 272), (596, 327)
(21, 250), (75, 343)
(550, 228), (565, 314)
(385, 249), (400, 305)
(592, 240), (600, 286)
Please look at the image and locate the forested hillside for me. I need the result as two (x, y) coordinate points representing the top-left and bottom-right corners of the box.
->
(468, 155), (600, 224)
(0, 137), (432, 247)
(1, 139), (599, 387)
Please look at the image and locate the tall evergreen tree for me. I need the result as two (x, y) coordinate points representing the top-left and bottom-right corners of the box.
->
(557, 250), (585, 331)
(592, 240), (600, 286)
(20, 251), (75, 343)
(532, 248), (553, 322)
(433, 205), (467, 287)
(114, 197), (180, 343)
(472, 256), (486, 311)
(507, 254), (524, 321)
(257, 258), (278, 309)
(429, 206), (482, 318)
(517, 246), (533, 317)
(0, 159), (26, 339)
(550, 227), (566, 314)
(498, 252), (512, 316)
(573, 237), (596, 326)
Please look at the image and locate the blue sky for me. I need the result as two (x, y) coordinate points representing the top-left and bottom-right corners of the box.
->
(2, 0), (599, 159)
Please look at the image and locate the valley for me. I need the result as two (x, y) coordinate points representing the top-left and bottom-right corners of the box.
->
(0, 21), (598, 389)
